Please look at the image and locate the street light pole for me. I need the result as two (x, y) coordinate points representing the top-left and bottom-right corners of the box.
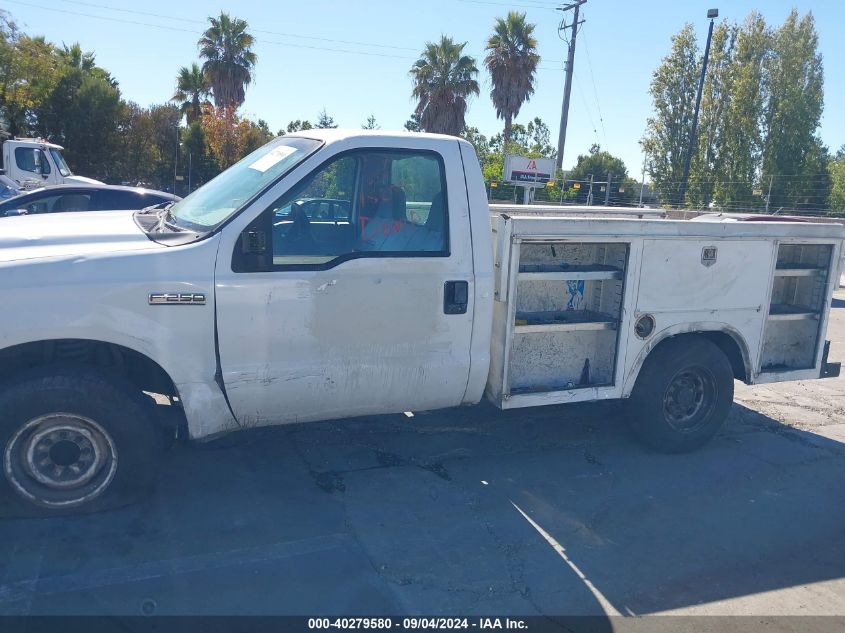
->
(678, 8), (718, 208)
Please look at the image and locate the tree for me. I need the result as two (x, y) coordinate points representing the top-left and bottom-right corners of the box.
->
(362, 114), (379, 130)
(641, 24), (699, 205)
(686, 21), (735, 208)
(285, 119), (313, 133)
(0, 21), (58, 137)
(172, 62), (210, 124)
(57, 43), (114, 86)
(565, 144), (636, 205)
(201, 106), (268, 169)
(484, 11), (539, 144)
(410, 35), (479, 136)
(762, 10), (824, 212)
(711, 13), (769, 210)
(198, 12), (256, 108)
(404, 112), (421, 132)
(829, 147), (845, 215)
(35, 68), (123, 179)
(315, 108), (337, 129)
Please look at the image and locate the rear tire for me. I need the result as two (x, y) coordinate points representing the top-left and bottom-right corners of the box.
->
(0, 365), (162, 517)
(627, 337), (734, 453)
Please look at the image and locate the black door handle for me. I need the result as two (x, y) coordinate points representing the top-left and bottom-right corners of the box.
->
(444, 280), (469, 314)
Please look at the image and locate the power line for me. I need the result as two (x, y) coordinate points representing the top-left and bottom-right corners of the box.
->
(573, 72), (600, 145)
(51, 0), (422, 52)
(456, 0), (560, 10)
(11, 0), (568, 70)
(580, 25), (608, 149)
(6, 1), (417, 60)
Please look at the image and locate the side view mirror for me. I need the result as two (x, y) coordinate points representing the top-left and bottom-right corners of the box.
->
(4, 208), (28, 217)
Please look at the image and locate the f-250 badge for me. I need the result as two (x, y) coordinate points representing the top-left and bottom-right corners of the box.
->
(148, 293), (206, 305)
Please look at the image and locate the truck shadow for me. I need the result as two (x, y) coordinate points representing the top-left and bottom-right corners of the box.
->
(1, 400), (843, 618)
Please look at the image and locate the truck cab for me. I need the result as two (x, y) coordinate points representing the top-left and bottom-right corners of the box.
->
(0, 138), (102, 189)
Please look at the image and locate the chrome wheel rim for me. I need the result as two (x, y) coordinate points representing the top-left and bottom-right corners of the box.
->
(662, 367), (717, 432)
(4, 414), (118, 508)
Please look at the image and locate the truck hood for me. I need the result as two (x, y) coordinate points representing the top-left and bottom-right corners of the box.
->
(0, 210), (164, 263)
(64, 175), (104, 185)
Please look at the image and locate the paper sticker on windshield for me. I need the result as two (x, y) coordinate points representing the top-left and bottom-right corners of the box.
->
(248, 146), (297, 173)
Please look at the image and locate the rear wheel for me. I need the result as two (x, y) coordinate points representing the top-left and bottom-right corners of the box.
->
(627, 337), (734, 453)
(0, 366), (162, 516)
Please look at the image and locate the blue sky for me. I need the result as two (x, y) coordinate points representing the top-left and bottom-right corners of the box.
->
(5, 0), (844, 177)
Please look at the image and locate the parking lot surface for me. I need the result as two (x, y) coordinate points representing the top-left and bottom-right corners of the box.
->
(1, 290), (844, 617)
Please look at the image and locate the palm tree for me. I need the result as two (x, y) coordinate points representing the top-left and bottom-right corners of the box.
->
(484, 12), (540, 145)
(171, 63), (211, 124)
(58, 43), (96, 72)
(410, 36), (479, 137)
(198, 12), (257, 109)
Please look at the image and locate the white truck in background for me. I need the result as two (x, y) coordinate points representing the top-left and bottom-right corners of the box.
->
(0, 129), (842, 516)
(0, 138), (101, 190)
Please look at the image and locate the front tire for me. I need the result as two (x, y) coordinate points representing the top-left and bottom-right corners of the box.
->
(0, 366), (162, 516)
(627, 337), (734, 453)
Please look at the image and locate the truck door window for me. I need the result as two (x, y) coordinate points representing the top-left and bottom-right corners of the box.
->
(234, 149), (449, 272)
(15, 148), (50, 175)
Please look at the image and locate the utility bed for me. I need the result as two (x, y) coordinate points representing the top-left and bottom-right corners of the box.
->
(486, 214), (845, 409)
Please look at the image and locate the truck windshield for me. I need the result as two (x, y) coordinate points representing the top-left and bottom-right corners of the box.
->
(169, 137), (321, 231)
(50, 149), (72, 177)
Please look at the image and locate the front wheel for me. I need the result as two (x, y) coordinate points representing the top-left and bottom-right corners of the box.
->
(0, 366), (162, 516)
(627, 337), (734, 453)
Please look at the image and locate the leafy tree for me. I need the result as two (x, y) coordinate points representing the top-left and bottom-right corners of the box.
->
(35, 68), (123, 179)
(762, 10), (824, 212)
(116, 101), (158, 185)
(829, 147), (845, 215)
(57, 43), (115, 86)
(285, 119), (313, 133)
(362, 114), (379, 130)
(0, 22), (58, 136)
(641, 24), (699, 205)
(404, 112), (421, 132)
(711, 13), (769, 210)
(201, 106), (268, 169)
(198, 12), (256, 108)
(410, 35), (479, 136)
(565, 144), (636, 205)
(687, 21), (735, 208)
(315, 108), (337, 129)
(484, 11), (539, 144)
(172, 62), (210, 124)
(180, 119), (219, 189)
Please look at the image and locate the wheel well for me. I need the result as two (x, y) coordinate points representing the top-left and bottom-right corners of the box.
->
(651, 331), (750, 382)
(0, 339), (184, 431)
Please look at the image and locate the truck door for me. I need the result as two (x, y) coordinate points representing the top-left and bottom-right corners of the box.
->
(214, 141), (476, 426)
(9, 145), (56, 186)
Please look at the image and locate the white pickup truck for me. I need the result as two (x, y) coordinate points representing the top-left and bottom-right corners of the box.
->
(1, 130), (842, 515)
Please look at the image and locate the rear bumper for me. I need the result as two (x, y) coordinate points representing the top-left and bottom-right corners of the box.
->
(821, 340), (841, 378)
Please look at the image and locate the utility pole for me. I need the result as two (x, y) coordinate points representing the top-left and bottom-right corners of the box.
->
(555, 0), (586, 172)
(586, 174), (594, 206)
(678, 8), (718, 207)
(604, 171), (612, 205)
